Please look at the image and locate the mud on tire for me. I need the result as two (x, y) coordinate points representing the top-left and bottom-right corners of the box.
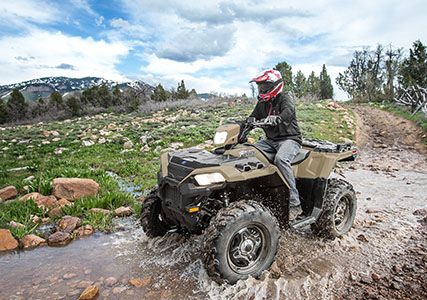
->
(202, 200), (280, 284)
(311, 178), (357, 239)
(140, 190), (169, 237)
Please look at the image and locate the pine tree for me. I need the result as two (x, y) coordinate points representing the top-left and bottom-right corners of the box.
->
(176, 80), (190, 99)
(293, 70), (307, 98)
(0, 98), (8, 124)
(66, 96), (81, 116)
(151, 84), (169, 101)
(319, 64), (334, 99)
(49, 91), (63, 108)
(97, 84), (112, 107)
(306, 71), (321, 99)
(275, 61), (293, 92)
(399, 40), (427, 88)
(7, 89), (27, 122)
(112, 85), (121, 105)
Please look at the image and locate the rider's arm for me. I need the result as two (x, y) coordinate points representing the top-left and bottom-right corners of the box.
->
(249, 101), (262, 119)
(278, 93), (296, 127)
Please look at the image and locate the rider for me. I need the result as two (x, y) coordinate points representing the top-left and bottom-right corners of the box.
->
(249, 69), (303, 220)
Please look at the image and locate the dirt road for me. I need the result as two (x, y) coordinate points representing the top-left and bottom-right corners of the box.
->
(0, 106), (426, 299)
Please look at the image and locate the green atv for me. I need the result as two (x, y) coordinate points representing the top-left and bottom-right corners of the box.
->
(141, 117), (358, 284)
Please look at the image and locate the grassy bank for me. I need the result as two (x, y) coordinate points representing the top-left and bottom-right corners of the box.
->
(0, 100), (355, 238)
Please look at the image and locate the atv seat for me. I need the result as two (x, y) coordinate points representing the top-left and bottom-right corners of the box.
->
(251, 145), (310, 165)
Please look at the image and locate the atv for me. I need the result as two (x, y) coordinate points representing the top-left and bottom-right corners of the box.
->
(141, 117), (358, 284)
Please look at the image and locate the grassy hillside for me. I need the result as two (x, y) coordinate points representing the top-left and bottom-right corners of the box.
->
(0, 100), (355, 237)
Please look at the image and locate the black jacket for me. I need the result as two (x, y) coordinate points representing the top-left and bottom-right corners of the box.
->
(249, 92), (302, 144)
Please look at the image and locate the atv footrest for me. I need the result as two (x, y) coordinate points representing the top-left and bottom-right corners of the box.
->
(290, 216), (316, 229)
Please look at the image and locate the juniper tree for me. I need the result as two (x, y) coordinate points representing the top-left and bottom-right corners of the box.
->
(319, 64), (334, 99)
(7, 89), (27, 122)
(399, 40), (427, 88)
(293, 70), (307, 98)
(275, 61), (293, 92)
(306, 71), (321, 99)
(151, 84), (169, 101)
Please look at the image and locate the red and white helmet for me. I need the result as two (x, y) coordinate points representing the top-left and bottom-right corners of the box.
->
(250, 69), (284, 102)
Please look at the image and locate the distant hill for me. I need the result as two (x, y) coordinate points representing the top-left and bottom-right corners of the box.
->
(0, 76), (154, 101)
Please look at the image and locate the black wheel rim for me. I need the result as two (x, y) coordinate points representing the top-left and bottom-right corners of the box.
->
(227, 224), (270, 275)
(334, 194), (352, 232)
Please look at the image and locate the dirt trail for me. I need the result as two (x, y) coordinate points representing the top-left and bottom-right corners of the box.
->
(0, 106), (426, 300)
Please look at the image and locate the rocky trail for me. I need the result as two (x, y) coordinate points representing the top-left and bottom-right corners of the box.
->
(0, 106), (426, 299)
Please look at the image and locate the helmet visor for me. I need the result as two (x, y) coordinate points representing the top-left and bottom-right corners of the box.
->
(257, 81), (276, 94)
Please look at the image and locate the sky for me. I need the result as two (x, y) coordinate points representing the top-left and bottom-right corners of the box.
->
(0, 0), (426, 99)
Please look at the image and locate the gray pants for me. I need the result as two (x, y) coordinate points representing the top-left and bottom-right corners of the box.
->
(255, 139), (301, 207)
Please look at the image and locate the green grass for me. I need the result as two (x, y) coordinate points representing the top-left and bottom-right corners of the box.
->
(0, 100), (355, 239)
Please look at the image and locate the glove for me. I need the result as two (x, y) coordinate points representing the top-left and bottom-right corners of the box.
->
(265, 115), (282, 126)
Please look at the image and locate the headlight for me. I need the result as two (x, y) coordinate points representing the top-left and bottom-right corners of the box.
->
(194, 173), (226, 186)
(213, 131), (228, 145)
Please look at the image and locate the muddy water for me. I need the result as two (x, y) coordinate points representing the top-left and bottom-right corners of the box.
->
(1, 165), (425, 299)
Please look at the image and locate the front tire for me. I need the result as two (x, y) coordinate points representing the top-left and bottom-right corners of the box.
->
(311, 178), (357, 239)
(203, 200), (280, 284)
(140, 190), (169, 237)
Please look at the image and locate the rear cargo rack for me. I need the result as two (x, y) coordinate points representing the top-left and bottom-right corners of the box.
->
(302, 139), (352, 153)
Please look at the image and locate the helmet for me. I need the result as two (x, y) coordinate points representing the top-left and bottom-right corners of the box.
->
(250, 69), (284, 101)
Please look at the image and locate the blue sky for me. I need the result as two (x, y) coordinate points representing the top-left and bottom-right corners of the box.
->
(0, 0), (426, 99)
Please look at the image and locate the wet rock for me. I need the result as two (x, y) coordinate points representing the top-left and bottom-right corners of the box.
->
(52, 178), (99, 201)
(0, 185), (17, 202)
(78, 285), (99, 300)
(114, 206), (133, 217)
(104, 276), (118, 286)
(22, 234), (46, 249)
(366, 208), (382, 214)
(0, 229), (19, 251)
(371, 272), (381, 281)
(74, 225), (94, 238)
(35, 195), (58, 209)
(77, 280), (94, 289)
(9, 221), (25, 229)
(19, 192), (43, 202)
(48, 231), (71, 246)
(63, 273), (78, 279)
(58, 216), (81, 233)
(129, 276), (151, 288)
(89, 208), (111, 215)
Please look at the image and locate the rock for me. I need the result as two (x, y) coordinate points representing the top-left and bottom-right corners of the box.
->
(371, 272), (381, 281)
(0, 186), (17, 201)
(63, 273), (78, 279)
(19, 192), (43, 202)
(82, 140), (94, 147)
(89, 208), (111, 215)
(98, 137), (106, 144)
(123, 141), (134, 149)
(0, 229), (19, 251)
(48, 231), (72, 246)
(57, 198), (72, 208)
(112, 286), (127, 294)
(9, 221), (25, 228)
(42, 217), (50, 224)
(139, 135), (149, 145)
(366, 208), (382, 214)
(35, 195), (58, 209)
(58, 216), (81, 233)
(52, 178), (99, 201)
(78, 285), (99, 300)
(31, 215), (40, 223)
(356, 234), (369, 243)
(74, 225), (94, 238)
(22, 234), (46, 249)
(114, 206), (133, 217)
(413, 208), (427, 217)
(23, 175), (35, 182)
(104, 276), (118, 287)
(48, 207), (63, 218)
(129, 277), (151, 288)
(269, 262), (281, 279)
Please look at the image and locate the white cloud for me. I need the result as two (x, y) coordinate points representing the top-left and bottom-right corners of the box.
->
(0, 30), (129, 84)
(0, 0), (60, 27)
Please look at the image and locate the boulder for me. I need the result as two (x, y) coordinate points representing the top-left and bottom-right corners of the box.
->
(58, 216), (81, 233)
(114, 206), (133, 217)
(35, 195), (58, 209)
(22, 234), (46, 249)
(48, 207), (63, 218)
(89, 208), (111, 215)
(52, 178), (99, 201)
(74, 225), (94, 238)
(48, 231), (72, 247)
(0, 229), (19, 251)
(78, 285), (99, 300)
(19, 192), (43, 202)
(0, 186), (17, 202)
(57, 198), (72, 207)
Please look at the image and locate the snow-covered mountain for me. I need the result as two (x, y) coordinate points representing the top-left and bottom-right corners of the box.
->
(0, 76), (154, 101)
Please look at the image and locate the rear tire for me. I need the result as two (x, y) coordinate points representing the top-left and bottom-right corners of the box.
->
(140, 190), (169, 237)
(203, 200), (280, 284)
(311, 178), (357, 239)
